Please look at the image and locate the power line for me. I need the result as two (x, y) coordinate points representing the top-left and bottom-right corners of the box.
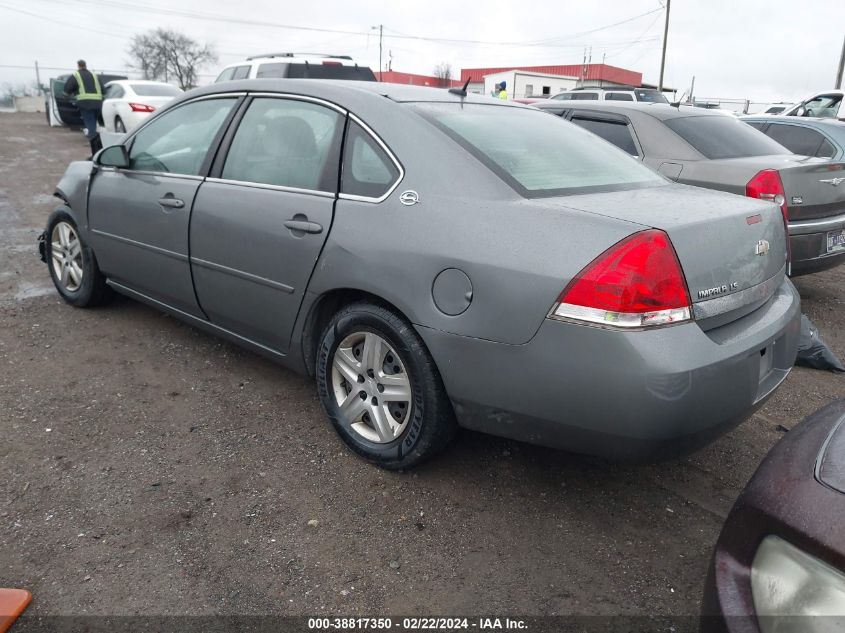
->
(23, 0), (667, 50)
(0, 2), (130, 39)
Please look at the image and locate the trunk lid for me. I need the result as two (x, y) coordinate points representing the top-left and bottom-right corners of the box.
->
(779, 160), (845, 222)
(558, 183), (788, 327)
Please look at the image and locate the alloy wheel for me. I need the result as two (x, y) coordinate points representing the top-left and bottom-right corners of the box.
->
(50, 221), (84, 292)
(331, 331), (412, 443)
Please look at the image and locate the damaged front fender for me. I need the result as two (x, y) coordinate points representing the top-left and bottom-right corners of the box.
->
(54, 160), (94, 230)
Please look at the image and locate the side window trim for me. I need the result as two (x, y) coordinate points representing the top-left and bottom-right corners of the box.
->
(207, 93), (347, 198)
(338, 113), (405, 204)
(117, 93), (246, 179)
(569, 111), (644, 158)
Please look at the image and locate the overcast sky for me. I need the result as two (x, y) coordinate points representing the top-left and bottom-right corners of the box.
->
(1, 0), (843, 103)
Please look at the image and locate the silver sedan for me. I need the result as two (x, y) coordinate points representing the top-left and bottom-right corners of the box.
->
(39, 80), (800, 469)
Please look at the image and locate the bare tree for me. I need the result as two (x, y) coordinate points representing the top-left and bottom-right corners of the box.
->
(127, 29), (217, 90)
(433, 63), (453, 87)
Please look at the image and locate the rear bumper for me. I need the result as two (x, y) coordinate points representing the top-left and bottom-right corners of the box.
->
(418, 279), (801, 461)
(789, 213), (845, 275)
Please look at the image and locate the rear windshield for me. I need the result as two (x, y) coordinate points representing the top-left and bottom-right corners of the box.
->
(259, 62), (376, 81)
(411, 103), (663, 198)
(633, 90), (668, 103)
(130, 84), (182, 97)
(665, 115), (790, 159)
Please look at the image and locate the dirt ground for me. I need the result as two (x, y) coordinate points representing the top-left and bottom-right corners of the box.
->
(1, 112), (843, 620)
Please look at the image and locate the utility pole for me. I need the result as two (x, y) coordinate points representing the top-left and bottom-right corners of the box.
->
(600, 53), (606, 87)
(836, 35), (845, 89)
(372, 25), (383, 80)
(34, 60), (42, 95)
(581, 47), (587, 87)
(658, 0), (671, 92)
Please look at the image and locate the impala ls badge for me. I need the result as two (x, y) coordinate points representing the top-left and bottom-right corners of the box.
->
(820, 177), (845, 186)
(698, 282), (739, 299)
(755, 239), (770, 256)
(399, 190), (420, 206)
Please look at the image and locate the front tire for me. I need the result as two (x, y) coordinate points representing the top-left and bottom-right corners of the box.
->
(316, 302), (456, 470)
(45, 209), (110, 307)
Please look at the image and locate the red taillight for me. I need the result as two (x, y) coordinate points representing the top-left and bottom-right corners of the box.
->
(551, 229), (691, 328)
(129, 103), (155, 113)
(745, 169), (791, 266)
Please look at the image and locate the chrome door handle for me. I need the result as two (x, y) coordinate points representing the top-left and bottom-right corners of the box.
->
(158, 197), (184, 209)
(284, 220), (323, 234)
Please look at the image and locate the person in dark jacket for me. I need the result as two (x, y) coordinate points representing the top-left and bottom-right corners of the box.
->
(63, 60), (103, 157)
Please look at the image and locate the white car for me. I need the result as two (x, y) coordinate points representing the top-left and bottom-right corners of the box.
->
(100, 80), (183, 133)
(782, 90), (844, 119)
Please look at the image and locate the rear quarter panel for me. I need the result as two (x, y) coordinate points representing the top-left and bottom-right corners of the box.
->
(306, 103), (642, 345)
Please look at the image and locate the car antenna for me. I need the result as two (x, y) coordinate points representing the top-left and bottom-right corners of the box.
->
(669, 90), (688, 109)
(449, 76), (472, 98)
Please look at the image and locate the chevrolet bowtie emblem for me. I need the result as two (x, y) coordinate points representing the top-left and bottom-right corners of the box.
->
(755, 239), (770, 256)
(820, 177), (845, 186)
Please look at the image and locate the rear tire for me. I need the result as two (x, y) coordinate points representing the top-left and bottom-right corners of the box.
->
(45, 209), (111, 307)
(316, 301), (456, 470)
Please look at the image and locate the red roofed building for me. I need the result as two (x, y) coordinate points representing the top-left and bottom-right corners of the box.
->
(379, 71), (463, 88)
(460, 63), (642, 88)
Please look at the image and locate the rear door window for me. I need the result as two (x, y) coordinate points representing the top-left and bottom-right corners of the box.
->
(231, 65), (251, 80)
(664, 115), (790, 159)
(763, 124), (825, 157)
(256, 63), (288, 78)
(606, 92), (634, 101)
(571, 116), (639, 156)
(341, 121), (401, 199)
(573, 92), (599, 100)
(222, 97), (343, 192)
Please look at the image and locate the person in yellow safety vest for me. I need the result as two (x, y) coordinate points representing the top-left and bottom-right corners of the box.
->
(498, 81), (508, 100)
(63, 60), (104, 157)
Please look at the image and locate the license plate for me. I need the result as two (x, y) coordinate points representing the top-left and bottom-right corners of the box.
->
(827, 229), (845, 253)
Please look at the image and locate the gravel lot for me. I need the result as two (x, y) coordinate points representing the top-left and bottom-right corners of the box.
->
(1, 112), (843, 620)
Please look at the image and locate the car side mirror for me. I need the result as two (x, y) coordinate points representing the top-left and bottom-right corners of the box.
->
(96, 145), (129, 168)
(795, 105), (806, 117)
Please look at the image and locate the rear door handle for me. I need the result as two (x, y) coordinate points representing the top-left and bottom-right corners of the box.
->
(284, 220), (323, 234)
(158, 197), (184, 209)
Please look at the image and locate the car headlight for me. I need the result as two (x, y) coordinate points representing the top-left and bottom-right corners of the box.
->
(752, 535), (845, 632)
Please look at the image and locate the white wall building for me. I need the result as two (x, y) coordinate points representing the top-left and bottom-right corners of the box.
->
(483, 70), (578, 100)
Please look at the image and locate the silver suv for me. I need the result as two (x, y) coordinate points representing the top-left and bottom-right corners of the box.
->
(215, 53), (377, 82)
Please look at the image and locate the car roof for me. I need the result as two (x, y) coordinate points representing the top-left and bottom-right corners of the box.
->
(184, 78), (529, 108)
(221, 54), (368, 69)
(532, 100), (727, 121)
(741, 114), (845, 128)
